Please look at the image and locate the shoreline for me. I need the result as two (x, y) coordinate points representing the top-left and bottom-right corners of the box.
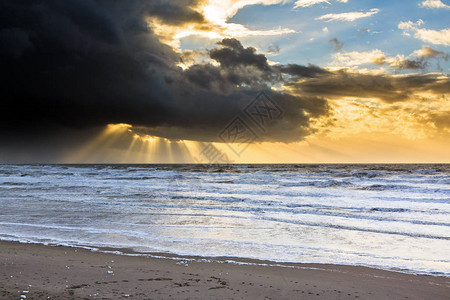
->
(4, 239), (448, 278)
(1, 241), (448, 299)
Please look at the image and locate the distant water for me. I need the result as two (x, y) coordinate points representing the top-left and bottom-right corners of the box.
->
(0, 164), (449, 276)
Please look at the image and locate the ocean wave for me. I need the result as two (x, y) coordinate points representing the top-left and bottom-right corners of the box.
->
(369, 207), (408, 212)
(1, 163), (450, 277)
(281, 180), (353, 188)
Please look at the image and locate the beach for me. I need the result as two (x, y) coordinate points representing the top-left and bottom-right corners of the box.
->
(0, 241), (448, 299)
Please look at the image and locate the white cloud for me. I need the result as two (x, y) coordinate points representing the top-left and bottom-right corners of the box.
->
(330, 49), (386, 68)
(323, 27), (329, 32)
(199, 0), (296, 37)
(398, 19), (424, 33)
(419, 0), (450, 9)
(293, 0), (347, 8)
(202, 0), (287, 24)
(398, 19), (424, 37)
(316, 8), (379, 22)
(414, 28), (450, 45)
(399, 20), (450, 46)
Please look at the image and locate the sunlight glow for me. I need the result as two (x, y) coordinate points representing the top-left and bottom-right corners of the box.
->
(147, 0), (294, 50)
(65, 112), (450, 164)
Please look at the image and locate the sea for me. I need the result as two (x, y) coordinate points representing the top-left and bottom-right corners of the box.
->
(0, 164), (449, 276)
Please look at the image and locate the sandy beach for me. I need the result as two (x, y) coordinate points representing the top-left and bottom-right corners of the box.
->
(0, 241), (448, 299)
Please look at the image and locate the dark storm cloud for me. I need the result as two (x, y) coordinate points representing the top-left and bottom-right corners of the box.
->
(0, 28), (33, 58)
(141, 0), (205, 25)
(207, 39), (282, 87)
(0, 0), (180, 132)
(186, 39), (330, 90)
(0, 0), (329, 148)
(209, 38), (271, 71)
(278, 64), (331, 78)
(184, 63), (223, 90)
(132, 89), (329, 143)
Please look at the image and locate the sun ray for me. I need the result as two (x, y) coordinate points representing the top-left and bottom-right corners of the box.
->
(67, 124), (132, 163)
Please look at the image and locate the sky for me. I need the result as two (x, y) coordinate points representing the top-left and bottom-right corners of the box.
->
(0, 0), (449, 163)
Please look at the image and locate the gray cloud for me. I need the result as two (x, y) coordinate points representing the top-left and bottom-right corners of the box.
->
(286, 70), (450, 103)
(141, 0), (205, 25)
(415, 46), (449, 60)
(390, 58), (427, 70)
(209, 38), (271, 71)
(278, 64), (331, 78)
(375, 46), (448, 70)
(329, 38), (344, 51)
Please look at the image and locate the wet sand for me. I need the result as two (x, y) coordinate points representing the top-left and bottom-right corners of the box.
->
(0, 241), (448, 299)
